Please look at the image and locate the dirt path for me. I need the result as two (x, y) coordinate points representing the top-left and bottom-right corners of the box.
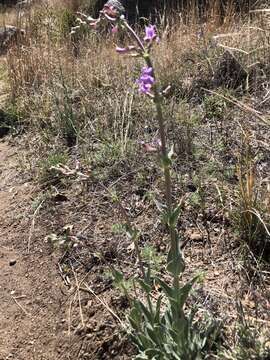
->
(0, 132), (67, 357)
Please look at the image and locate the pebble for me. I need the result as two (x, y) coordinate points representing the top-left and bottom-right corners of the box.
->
(9, 259), (16, 266)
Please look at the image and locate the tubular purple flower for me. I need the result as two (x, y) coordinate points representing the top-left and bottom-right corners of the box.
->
(136, 66), (155, 94)
(144, 25), (157, 42)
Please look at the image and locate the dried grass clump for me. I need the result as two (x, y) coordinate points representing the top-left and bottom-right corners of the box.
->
(5, 2), (270, 133)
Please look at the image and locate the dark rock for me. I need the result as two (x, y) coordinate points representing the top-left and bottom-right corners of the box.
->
(9, 259), (17, 266)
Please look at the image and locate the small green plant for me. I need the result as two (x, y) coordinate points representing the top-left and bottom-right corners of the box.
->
(0, 104), (22, 137)
(51, 70), (79, 147)
(204, 93), (227, 122)
(172, 100), (200, 158)
(220, 323), (270, 360)
(111, 269), (133, 300)
(141, 245), (163, 274)
(111, 222), (126, 235)
(234, 132), (270, 259)
(129, 271), (220, 360)
(45, 224), (74, 251)
(38, 151), (68, 185)
(58, 8), (77, 37)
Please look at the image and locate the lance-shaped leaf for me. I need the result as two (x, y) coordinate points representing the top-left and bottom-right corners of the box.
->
(166, 234), (185, 277)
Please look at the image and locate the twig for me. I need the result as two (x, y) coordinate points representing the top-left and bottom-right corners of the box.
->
(27, 200), (44, 253)
(80, 282), (125, 328)
(71, 265), (85, 328)
(68, 294), (76, 338)
(11, 296), (30, 316)
(216, 43), (249, 55)
(203, 89), (270, 126)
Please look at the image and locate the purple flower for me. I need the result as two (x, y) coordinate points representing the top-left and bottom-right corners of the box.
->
(144, 25), (158, 42)
(136, 67), (155, 94)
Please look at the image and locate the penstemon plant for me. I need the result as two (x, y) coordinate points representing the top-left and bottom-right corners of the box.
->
(75, 4), (219, 359)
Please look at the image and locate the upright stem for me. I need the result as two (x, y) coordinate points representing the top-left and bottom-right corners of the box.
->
(123, 20), (180, 288)
(123, 21), (172, 210)
(144, 57), (179, 289)
(154, 92), (179, 289)
(139, 53), (172, 210)
(124, 22), (146, 52)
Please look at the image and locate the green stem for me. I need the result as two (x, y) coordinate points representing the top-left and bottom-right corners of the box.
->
(144, 58), (179, 290)
(123, 21), (180, 288)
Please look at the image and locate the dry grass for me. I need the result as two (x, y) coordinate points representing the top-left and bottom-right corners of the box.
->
(1, 1), (270, 358)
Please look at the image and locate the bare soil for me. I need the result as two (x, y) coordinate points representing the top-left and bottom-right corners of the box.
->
(0, 140), (69, 360)
(0, 138), (132, 360)
(0, 123), (269, 359)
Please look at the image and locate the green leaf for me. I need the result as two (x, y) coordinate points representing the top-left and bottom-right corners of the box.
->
(168, 204), (182, 228)
(160, 153), (172, 168)
(166, 243), (185, 277)
(137, 278), (152, 294)
(156, 277), (174, 299)
(145, 323), (160, 345)
(129, 306), (142, 331)
(139, 301), (154, 324)
(125, 225), (140, 241)
(154, 295), (163, 323)
(112, 268), (124, 283)
(145, 348), (163, 357)
(176, 275), (200, 309)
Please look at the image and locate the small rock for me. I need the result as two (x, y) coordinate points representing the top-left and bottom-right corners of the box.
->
(9, 259), (17, 266)
(186, 182), (197, 192)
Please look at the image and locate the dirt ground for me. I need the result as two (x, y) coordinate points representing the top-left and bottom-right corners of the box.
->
(0, 137), (134, 360)
(1, 134), (268, 360)
(0, 16), (269, 357)
(0, 140), (69, 360)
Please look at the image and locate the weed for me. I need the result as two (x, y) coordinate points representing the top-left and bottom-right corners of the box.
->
(141, 244), (164, 273)
(0, 106), (19, 136)
(234, 132), (270, 258)
(45, 224), (75, 251)
(38, 151), (68, 186)
(82, 8), (222, 359)
(58, 7), (77, 37)
(220, 323), (270, 359)
(171, 100), (201, 159)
